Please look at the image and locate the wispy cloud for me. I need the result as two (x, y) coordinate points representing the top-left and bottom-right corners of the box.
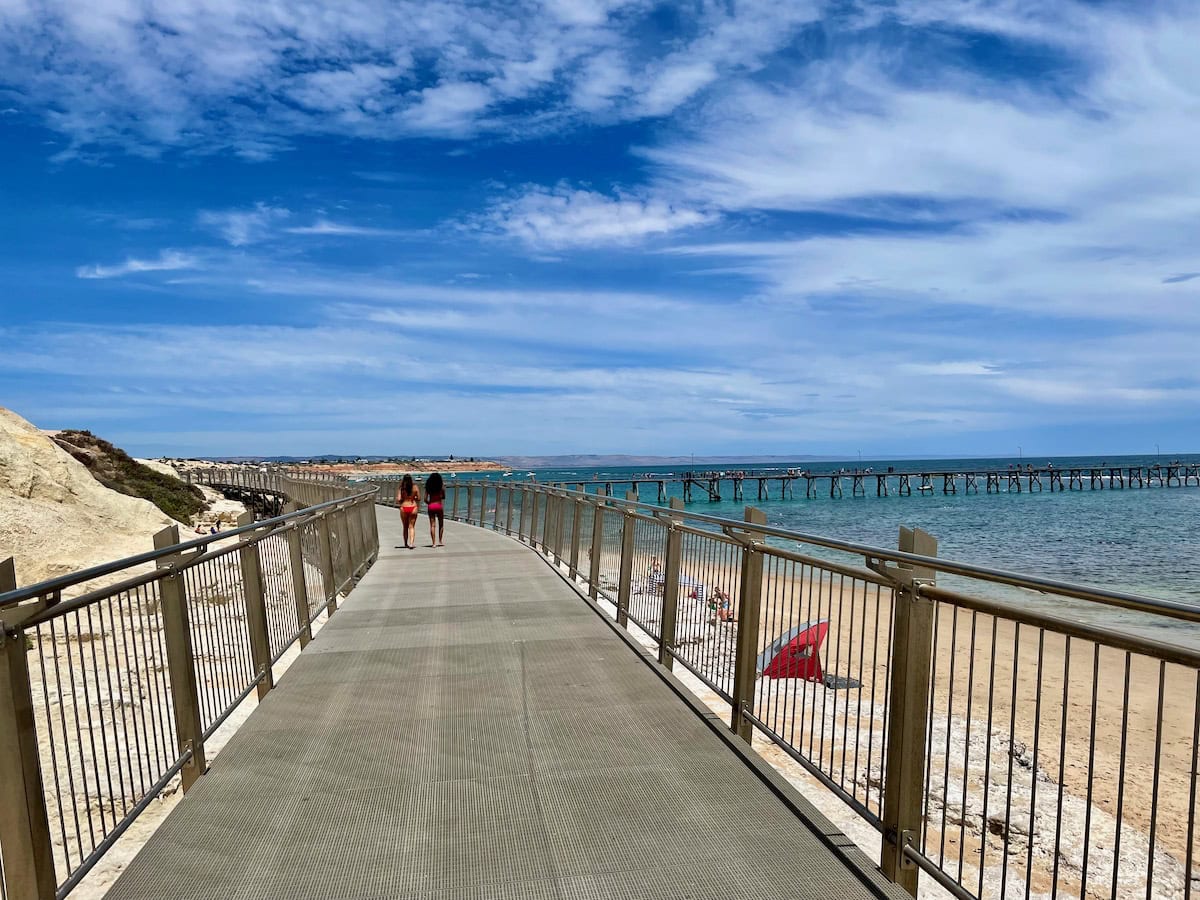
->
(75, 250), (199, 280)
(0, 0), (823, 157)
(283, 219), (410, 238)
(198, 203), (290, 246)
(477, 185), (715, 249)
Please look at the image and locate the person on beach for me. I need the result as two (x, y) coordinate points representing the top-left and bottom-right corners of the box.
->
(425, 472), (446, 547)
(711, 587), (735, 623)
(397, 474), (420, 549)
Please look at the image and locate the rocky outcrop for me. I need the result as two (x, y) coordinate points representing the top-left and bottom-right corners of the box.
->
(0, 408), (186, 586)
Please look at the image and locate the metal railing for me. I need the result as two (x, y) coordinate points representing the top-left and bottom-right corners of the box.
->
(0, 470), (379, 900)
(431, 480), (1200, 900)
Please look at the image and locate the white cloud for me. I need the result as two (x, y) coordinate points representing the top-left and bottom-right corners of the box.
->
(198, 204), (290, 246)
(0, 0), (824, 155)
(401, 81), (494, 134)
(480, 185), (715, 249)
(645, 2), (1200, 331)
(283, 219), (409, 237)
(75, 249), (199, 279)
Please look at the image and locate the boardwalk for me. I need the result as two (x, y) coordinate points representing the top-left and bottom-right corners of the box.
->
(106, 510), (905, 899)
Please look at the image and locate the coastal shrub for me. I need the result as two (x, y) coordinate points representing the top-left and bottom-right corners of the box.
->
(52, 430), (208, 523)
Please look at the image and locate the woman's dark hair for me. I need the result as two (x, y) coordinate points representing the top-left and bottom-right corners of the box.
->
(426, 472), (444, 497)
(401, 474), (414, 497)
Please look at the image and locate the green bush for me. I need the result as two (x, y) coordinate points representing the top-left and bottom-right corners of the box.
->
(53, 430), (208, 523)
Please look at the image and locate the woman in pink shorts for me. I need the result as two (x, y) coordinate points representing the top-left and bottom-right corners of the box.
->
(425, 472), (446, 547)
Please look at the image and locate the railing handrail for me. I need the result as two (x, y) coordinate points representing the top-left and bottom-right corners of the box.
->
(0, 480), (376, 611)
(447, 478), (1200, 900)
(526, 483), (1200, 624)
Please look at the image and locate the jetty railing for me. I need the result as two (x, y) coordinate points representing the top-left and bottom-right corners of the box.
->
(401, 479), (1200, 900)
(0, 471), (378, 900)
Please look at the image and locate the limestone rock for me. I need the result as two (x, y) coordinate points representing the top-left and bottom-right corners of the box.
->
(0, 407), (183, 586)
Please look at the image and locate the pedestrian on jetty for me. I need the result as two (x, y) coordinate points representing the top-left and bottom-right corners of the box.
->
(397, 474), (420, 549)
(425, 472), (446, 547)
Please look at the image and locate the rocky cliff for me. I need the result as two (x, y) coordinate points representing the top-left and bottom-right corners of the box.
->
(0, 408), (186, 586)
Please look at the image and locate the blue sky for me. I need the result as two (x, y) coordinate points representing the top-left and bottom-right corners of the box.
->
(1, 0), (1198, 458)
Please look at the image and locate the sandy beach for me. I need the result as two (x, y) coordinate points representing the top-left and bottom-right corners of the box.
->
(576, 529), (1198, 899)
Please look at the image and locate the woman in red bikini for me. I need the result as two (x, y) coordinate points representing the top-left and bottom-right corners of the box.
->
(425, 472), (446, 547)
(397, 474), (420, 549)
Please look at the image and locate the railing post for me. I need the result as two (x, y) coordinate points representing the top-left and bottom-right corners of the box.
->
(554, 493), (568, 563)
(519, 487), (530, 542)
(529, 487), (540, 549)
(466, 484), (475, 524)
(283, 504), (313, 648)
(237, 512), (274, 699)
(880, 527), (938, 896)
(615, 491), (638, 627)
(546, 493), (559, 562)
(731, 507), (767, 742)
(317, 512), (337, 615)
(0, 558), (57, 900)
(152, 527), (209, 792)
(588, 501), (604, 600)
(363, 496), (379, 560)
(506, 486), (515, 535)
(542, 491), (556, 556)
(568, 497), (583, 578)
(658, 497), (685, 669)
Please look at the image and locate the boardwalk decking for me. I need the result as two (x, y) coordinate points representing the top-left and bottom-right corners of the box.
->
(107, 510), (905, 899)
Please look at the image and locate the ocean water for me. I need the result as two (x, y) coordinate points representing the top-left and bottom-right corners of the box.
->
(451, 454), (1200, 606)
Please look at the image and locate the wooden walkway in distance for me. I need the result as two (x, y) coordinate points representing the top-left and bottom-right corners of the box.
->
(106, 509), (906, 899)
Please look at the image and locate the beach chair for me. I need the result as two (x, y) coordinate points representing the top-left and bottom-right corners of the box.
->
(755, 620), (829, 682)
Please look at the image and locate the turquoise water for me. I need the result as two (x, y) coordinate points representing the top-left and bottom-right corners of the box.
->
(451, 454), (1200, 605)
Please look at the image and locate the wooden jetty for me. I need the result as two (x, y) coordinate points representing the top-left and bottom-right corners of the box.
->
(550, 463), (1200, 502)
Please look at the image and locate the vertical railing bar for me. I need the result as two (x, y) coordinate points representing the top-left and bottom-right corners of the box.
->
(51, 616), (86, 865)
(36, 618), (72, 872)
(210, 556), (241, 706)
(118, 590), (153, 805)
(1023, 630), (1046, 900)
(839, 573), (857, 790)
(795, 563), (812, 753)
(132, 584), (167, 782)
(1113, 659), (1130, 900)
(808, 570), (827, 762)
(1050, 637), (1071, 900)
(62, 609), (98, 855)
(853, 575), (869, 807)
(772, 556), (790, 751)
(100, 599), (130, 820)
(957, 611), (978, 885)
(1079, 643), (1100, 900)
(1000, 624), (1020, 900)
(83, 603), (115, 838)
(1185, 670), (1199, 900)
(181, 565), (207, 729)
(1144, 660), (1166, 899)
(151, 584), (180, 769)
(922, 601), (941, 859)
(938, 604), (959, 867)
(977, 616), (998, 897)
(204, 559), (236, 720)
(867, 580), (882, 817)
(879, 584), (896, 820)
